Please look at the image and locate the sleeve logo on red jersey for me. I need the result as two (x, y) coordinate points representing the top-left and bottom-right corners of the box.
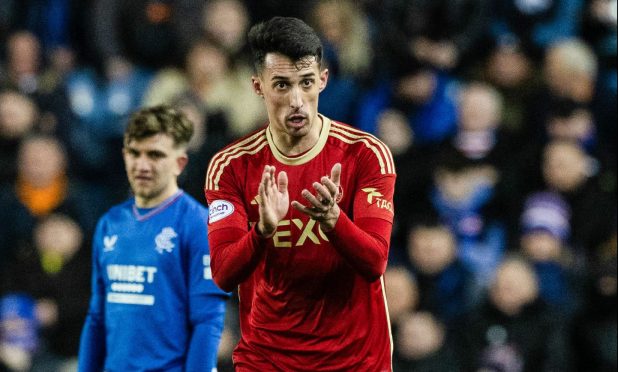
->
(362, 188), (394, 213)
(208, 200), (235, 224)
(362, 188), (383, 203)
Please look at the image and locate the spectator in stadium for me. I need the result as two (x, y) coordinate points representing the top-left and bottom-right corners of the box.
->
(80, 0), (199, 190)
(64, 39), (152, 192)
(375, 108), (415, 159)
(78, 105), (229, 372)
(0, 135), (101, 270)
(455, 256), (572, 371)
(201, 0), (252, 64)
(143, 36), (266, 138)
(406, 218), (477, 327)
(0, 31), (74, 147)
(0, 89), (38, 275)
(310, 0), (374, 82)
(90, 0), (204, 73)
(519, 191), (581, 316)
(528, 39), (615, 174)
(393, 311), (461, 371)
(542, 39), (599, 116)
(377, 0), (491, 74)
(141, 36), (229, 110)
(0, 294), (39, 372)
(512, 39), (615, 229)
(0, 31), (42, 94)
(544, 100), (598, 155)
(476, 34), (543, 143)
(0, 89), (37, 185)
(0, 213), (90, 371)
(199, 0), (268, 136)
(356, 61), (460, 146)
(434, 81), (521, 232)
(440, 82), (509, 166)
(384, 266), (419, 327)
(426, 151), (507, 290)
(540, 140), (615, 257)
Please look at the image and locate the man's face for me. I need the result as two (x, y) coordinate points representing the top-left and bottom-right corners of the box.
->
(542, 142), (588, 192)
(408, 226), (456, 275)
(8, 32), (40, 76)
(123, 134), (186, 207)
(458, 85), (501, 131)
(18, 138), (66, 187)
(253, 53), (328, 139)
(490, 262), (538, 316)
(544, 48), (578, 98)
(521, 231), (562, 262)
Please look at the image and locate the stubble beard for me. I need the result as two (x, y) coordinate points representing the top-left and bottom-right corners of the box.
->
(130, 178), (165, 203)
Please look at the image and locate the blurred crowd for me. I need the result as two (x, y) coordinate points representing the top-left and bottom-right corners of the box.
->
(0, 0), (616, 371)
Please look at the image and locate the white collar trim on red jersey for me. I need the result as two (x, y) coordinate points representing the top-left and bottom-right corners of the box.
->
(266, 114), (331, 166)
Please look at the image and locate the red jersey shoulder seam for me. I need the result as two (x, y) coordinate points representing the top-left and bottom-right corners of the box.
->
(329, 121), (396, 175)
(206, 128), (268, 191)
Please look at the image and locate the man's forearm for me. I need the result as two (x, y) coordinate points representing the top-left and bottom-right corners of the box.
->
(185, 305), (225, 372)
(325, 213), (391, 281)
(209, 226), (267, 292)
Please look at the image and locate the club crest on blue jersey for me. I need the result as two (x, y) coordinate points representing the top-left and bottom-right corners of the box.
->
(155, 227), (177, 254)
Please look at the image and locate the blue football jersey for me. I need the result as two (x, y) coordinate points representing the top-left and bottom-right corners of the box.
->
(78, 191), (229, 372)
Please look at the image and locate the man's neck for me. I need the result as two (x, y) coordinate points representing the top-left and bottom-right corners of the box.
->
(135, 185), (180, 208)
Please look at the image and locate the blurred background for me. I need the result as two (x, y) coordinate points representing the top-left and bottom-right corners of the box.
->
(0, 0), (615, 371)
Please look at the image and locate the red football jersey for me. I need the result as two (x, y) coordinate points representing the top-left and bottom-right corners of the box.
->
(205, 115), (396, 371)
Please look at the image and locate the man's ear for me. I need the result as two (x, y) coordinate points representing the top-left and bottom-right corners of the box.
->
(319, 68), (329, 92)
(252, 76), (263, 97)
(176, 154), (189, 176)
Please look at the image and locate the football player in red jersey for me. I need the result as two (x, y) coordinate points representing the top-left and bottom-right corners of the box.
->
(205, 16), (396, 371)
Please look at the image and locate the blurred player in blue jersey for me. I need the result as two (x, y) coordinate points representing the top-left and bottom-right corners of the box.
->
(78, 105), (230, 372)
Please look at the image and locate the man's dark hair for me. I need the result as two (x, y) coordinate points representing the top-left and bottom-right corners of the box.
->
(247, 16), (323, 72)
(124, 105), (193, 148)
